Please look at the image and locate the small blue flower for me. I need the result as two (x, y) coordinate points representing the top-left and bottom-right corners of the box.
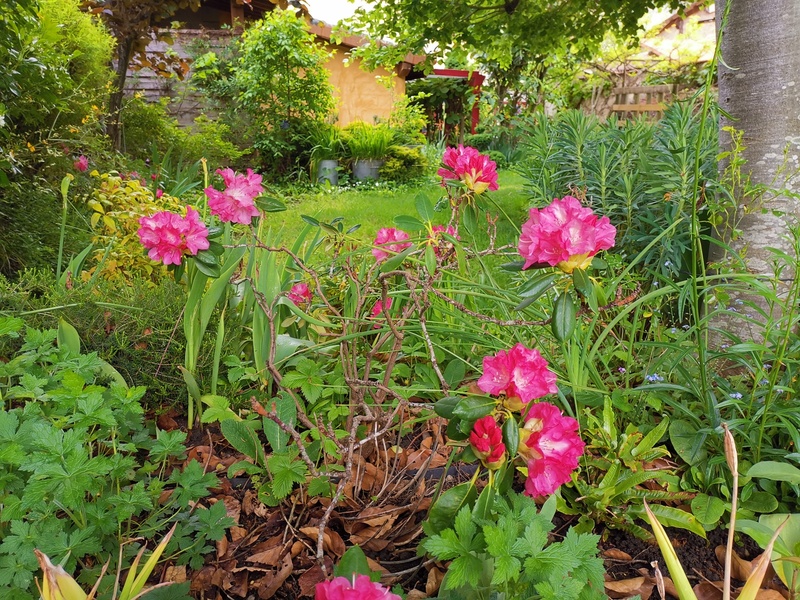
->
(645, 373), (664, 383)
(729, 392), (743, 400)
(664, 260), (673, 267)
(682, 324), (690, 330)
(735, 299), (744, 305)
(618, 367), (626, 374)
(670, 328), (677, 334)
(763, 364), (772, 371)
(759, 379), (769, 386)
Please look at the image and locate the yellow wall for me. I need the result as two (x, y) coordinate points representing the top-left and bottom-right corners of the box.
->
(324, 45), (404, 126)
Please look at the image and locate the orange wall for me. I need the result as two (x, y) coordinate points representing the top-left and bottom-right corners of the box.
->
(324, 45), (404, 126)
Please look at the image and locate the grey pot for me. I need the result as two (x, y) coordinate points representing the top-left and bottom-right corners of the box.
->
(353, 159), (383, 181)
(316, 159), (339, 185)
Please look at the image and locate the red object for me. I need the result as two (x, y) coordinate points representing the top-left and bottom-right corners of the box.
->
(431, 69), (485, 134)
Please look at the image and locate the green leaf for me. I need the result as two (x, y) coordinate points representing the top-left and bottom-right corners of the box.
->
(500, 260), (526, 272)
(380, 243), (416, 272)
(452, 396), (495, 421)
(267, 451), (307, 499)
(426, 482), (477, 535)
(690, 493), (726, 525)
(334, 546), (373, 580)
(192, 255), (221, 278)
(393, 215), (425, 231)
(634, 503), (706, 538)
(301, 214), (320, 227)
(434, 396), (461, 419)
(443, 360), (466, 388)
(425, 243), (436, 275)
(195, 500), (235, 541)
(551, 292), (576, 342)
(502, 419), (519, 459)
(179, 366), (202, 402)
(255, 196), (287, 212)
(220, 420), (266, 465)
(519, 272), (558, 299)
(57, 318), (81, 355)
(200, 395), (241, 423)
(572, 268), (593, 298)
(747, 461), (800, 484)
(415, 192), (435, 222)
(263, 393), (296, 452)
(669, 419), (708, 466)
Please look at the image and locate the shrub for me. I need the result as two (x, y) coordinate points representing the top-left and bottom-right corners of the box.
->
(379, 145), (429, 182)
(486, 149), (508, 170)
(463, 132), (493, 151)
(343, 121), (395, 161)
(119, 96), (184, 161)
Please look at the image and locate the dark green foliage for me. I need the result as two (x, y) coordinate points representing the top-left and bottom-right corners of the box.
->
(518, 103), (717, 280)
(486, 150), (507, 170)
(379, 146), (429, 182)
(408, 77), (473, 144)
(0, 318), (230, 598)
(463, 133), (493, 151)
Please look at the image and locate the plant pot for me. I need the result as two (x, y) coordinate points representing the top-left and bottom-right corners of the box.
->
(353, 159), (383, 181)
(316, 159), (339, 185)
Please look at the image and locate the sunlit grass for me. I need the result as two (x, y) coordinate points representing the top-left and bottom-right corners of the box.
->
(272, 170), (529, 243)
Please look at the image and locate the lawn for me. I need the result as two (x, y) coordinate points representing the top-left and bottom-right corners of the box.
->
(272, 169), (530, 243)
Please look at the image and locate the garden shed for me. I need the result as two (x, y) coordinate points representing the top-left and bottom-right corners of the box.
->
(125, 0), (423, 126)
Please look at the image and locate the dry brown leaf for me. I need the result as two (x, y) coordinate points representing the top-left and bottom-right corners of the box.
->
(242, 489), (269, 518)
(755, 591), (788, 600)
(715, 545), (754, 581)
(426, 566), (444, 597)
(248, 546), (282, 566)
(605, 576), (654, 599)
(225, 571), (248, 597)
(230, 526), (248, 543)
(297, 564), (326, 597)
(406, 591), (428, 600)
(164, 565), (187, 584)
(299, 527), (346, 557)
(189, 565), (216, 594)
(216, 535), (229, 559)
(693, 581), (723, 600)
(221, 495), (241, 525)
(602, 549), (633, 561)
(256, 555), (293, 599)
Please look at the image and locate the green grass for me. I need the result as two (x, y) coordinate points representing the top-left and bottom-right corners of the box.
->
(272, 170), (530, 244)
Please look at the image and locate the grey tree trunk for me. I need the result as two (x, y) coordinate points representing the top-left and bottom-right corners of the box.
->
(713, 0), (800, 340)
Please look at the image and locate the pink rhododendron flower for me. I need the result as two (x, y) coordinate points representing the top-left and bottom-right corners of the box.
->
(74, 155), (88, 172)
(204, 168), (264, 224)
(372, 228), (411, 262)
(315, 575), (401, 600)
(518, 195), (616, 273)
(370, 297), (393, 327)
(469, 415), (506, 469)
(287, 282), (312, 305)
(477, 344), (557, 406)
(429, 225), (459, 257)
(137, 206), (210, 266)
(438, 145), (499, 194)
(520, 402), (585, 497)
(155, 188), (163, 199)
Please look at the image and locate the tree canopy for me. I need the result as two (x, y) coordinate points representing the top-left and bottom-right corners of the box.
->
(346, 0), (690, 70)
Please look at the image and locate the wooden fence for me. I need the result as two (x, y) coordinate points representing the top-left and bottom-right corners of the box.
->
(610, 84), (677, 119)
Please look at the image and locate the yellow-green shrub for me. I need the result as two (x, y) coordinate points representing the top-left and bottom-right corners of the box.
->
(86, 171), (188, 283)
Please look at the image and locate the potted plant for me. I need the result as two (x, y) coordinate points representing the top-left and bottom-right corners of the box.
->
(343, 121), (395, 181)
(308, 122), (343, 185)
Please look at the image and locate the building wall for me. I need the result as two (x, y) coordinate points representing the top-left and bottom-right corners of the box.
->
(323, 44), (404, 126)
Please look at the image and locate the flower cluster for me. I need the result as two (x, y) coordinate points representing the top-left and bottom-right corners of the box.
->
(316, 575), (401, 600)
(469, 415), (506, 469)
(519, 402), (585, 497)
(137, 207), (209, 266)
(74, 155), (88, 172)
(518, 195), (616, 273)
(477, 343), (557, 408)
(287, 282), (312, 306)
(372, 228), (411, 262)
(438, 145), (499, 195)
(204, 168), (264, 225)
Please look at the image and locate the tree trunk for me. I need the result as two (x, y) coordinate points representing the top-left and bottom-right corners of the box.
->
(107, 35), (135, 152)
(713, 0), (800, 339)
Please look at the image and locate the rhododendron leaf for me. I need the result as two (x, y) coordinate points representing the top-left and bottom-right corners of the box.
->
(472, 483), (495, 522)
(502, 419), (519, 459)
(346, 224), (361, 234)
(461, 204), (478, 232)
(379, 244), (416, 273)
(194, 249), (219, 266)
(192, 257), (221, 278)
(519, 272), (559, 300)
(514, 295), (541, 311)
(590, 257), (608, 270)
(334, 545), (374, 580)
(551, 293), (577, 342)
(425, 244), (436, 275)
(446, 418), (469, 441)
(254, 196), (286, 213)
(301, 214), (320, 226)
(415, 193), (435, 222)
(452, 397), (495, 421)
(206, 225), (224, 239)
(425, 482), (477, 535)
(207, 241), (224, 256)
(572, 268), (593, 298)
(393, 215), (425, 231)
(434, 396), (460, 419)
(500, 260), (526, 272)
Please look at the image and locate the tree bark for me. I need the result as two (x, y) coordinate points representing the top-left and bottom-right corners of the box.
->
(107, 35), (135, 152)
(713, 0), (800, 339)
